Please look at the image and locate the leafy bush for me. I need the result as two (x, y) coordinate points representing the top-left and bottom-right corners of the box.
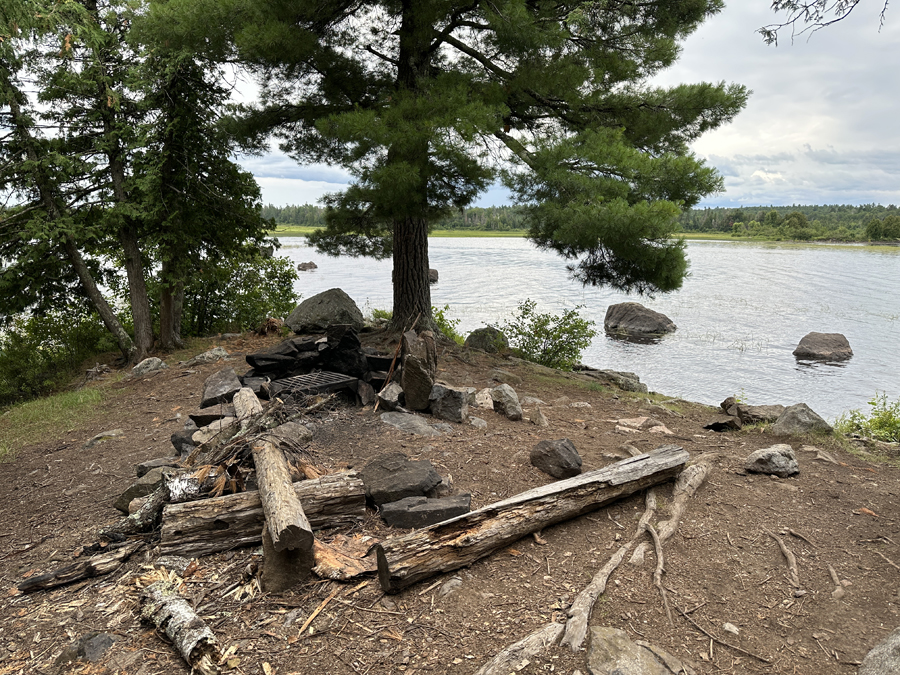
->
(432, 304), (464, 345)
(498, 299), (596, 371)
(836, 393), (900, 443)
(0, 307), (117, 406)
(181, 252), (299, 336)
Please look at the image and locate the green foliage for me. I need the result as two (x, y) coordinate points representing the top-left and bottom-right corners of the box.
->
(498, 300), (597, 371)
(370, 308), (393, 322)
(0, 307), (117, 407)
(836, 393), (900, 443)
(432, 305), (464, 345)
(181, 253), (299, 336)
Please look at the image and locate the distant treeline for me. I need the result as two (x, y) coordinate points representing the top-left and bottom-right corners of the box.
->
(262, 203), (900, 242)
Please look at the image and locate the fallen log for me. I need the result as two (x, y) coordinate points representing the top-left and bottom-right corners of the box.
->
(159, 471), (365, 558)
(375, 445), (688, 593)
(252, 440), (313, 552)
(18, 540), (143, 593)
(141, 580), (221, 675)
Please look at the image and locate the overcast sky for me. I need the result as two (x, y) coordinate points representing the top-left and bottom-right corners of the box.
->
(240, 2), (900, 209)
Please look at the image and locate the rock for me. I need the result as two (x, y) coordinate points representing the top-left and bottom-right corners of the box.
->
(268, 421), (314, 445)
(232, 387), (263, 421)
(380, 411), (442, 437)
(464, 327), (509, 353)
(588, 626), (683, 675)
(241, 376), (271, 399)
(793, 331), (853, 360)
(429, 383), (470, 423)
(285, 288), (364, 333)
(704, 415), (742, 432)
(475, 388), (494, 408)
(531, 406), (550, 427)
(469, 417), (487, 429)
(82, 429), (123, 449)
(579, 369), (648, 393)
(745, 444), (799, 478)
(297, 261), (318, 271)
(191, 417), (237, 445)
(319, 324), (370, 378)
(490, 368), (522, 385)
(530, 439), (582, 479)
(170, 428), (197, 457)
(771, 403), (833, 435)
(521, 396), (547, 406)
(54, 632), (117, 668)
(737, 404), (786, 425)
(401, 355), (435, 410)
(200, 367), (243, 408)
(859, 626), (900, 675)
(183, 347), (228, 366)
(357, 380), (377, 406)
(604, 302), (676, 336)
(377, 382), (404, 411)
(425, 476), (454, 498)
(428, 268), (439, 283)
(113, 467), (177, 513)
(722, 623), (740, 636)
(490, 383), (523, 421)
(439, 577), (463, 597)
(380, 494), (471, 528)
(132, 357), (167, 376)
(134, 457), (180, 478)
(360, 452), (443, 505)
(189, 404), (236, 427)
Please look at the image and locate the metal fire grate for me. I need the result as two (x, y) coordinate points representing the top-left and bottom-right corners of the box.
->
(272, 371), (359, 396)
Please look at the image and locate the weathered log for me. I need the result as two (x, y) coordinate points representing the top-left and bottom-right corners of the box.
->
(252, 440), (313, 552)
(100, 481), (171, 538)
(141, 580), (221, 675)
(18, 540), (143, 593)
(159, 471), (365, 558)
(375, 445), (688, 593)
(260, 525), (314, 593)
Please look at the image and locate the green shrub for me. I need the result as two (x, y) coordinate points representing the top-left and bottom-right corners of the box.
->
(836, 393), (900, 443)
(371, 308), (393, 322)
(497, 299), (596, 371)
(432, 304), (464, 345)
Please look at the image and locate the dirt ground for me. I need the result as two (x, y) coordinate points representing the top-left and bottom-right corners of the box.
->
(1, 330), (898, 675)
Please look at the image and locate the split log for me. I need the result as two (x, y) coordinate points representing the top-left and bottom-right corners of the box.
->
(141, 580), (221, 675)
(18, 540), (143, 593)
(159, 471), (365, 558)
(252, 440), (313, 552)
(375, 445), (688, 593)
(260, 525), (314, 593)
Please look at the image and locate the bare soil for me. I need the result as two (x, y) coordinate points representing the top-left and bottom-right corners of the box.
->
(1, 331), (898, 675)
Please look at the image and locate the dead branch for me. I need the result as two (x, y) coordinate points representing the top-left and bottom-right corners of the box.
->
(101, 481), (171, 538)
(766, 530), (800, 588)
(473, 622), (564, 675)
(18, 540), (143, 593)
(675, 604), (771, 664)
(647, 523), (673, 626)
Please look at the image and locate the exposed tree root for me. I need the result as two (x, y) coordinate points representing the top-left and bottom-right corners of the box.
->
(473, 622), (564, 675)
(766, 529), (801, 588)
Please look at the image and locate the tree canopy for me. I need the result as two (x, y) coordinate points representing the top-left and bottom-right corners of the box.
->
(150, 0), (748, 327)
(761, 1), (891, 44)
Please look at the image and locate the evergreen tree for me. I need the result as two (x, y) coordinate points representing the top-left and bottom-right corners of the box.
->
(149, 0), (747, 329)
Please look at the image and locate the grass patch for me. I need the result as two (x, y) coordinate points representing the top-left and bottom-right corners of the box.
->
(0, 388), (106, 460)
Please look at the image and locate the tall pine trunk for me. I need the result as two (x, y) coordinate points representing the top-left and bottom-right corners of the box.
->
(391, 216), (432, 331)
(159, 259), (185, 350)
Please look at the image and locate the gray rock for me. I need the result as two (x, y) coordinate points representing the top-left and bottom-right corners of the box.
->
(425, 476), (454, 498)
(200, 367), (242, 408)
(357, 380), (377, 406)
(377, 382), (404, 411)
(189, 404), (235, 427)
(464, 326), (508, 353)
(745, 444), (799, 478)
(54, 632), (117, 667)
(793, 331), (853, 360)
(191, 417), (237, 445)
(428, 268), (439, 283)
(297, 261), (318, 271)
(491, 383), (523, 421)
(401, 355), (434, 410)
(771, 403), (833, 435)
(579, 369), (648, 394)
(432, 422), (454, 433)
(604, 302), (676, 336)
(82, 429), (123, 449)
(737, 404), (786, 424)
(183, 347), (229, 366)
(469, 417), (487, 429)
(859, 626), (900, 675)
(134, 457), (180, 478)
(285, 288), (364, 333)
(268, 421), (314, 445)
(429, 383), (470, 423)
(531, 406), (550, 427)
(360, 452), (443, 505)
(380, 411), (442, 437)
(132, 357), (167, 376)
(439, 577), (463, 597)
(380, 494), (471, 528)
(475, 387), (494, 408)
(113, 467), (177, 513)
(531, 438), (583, 479)
(170, 428), (197, 457)
(521, 396), (547, 406)
(490, 368), (522, 385)
(704, 415), (742, 432)
(587, 626), (680, 675)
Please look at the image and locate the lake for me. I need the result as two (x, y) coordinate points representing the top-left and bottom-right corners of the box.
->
(279, 237), (900, 421)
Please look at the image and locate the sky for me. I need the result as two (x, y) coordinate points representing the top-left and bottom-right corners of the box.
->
(239, 2), (900, 209)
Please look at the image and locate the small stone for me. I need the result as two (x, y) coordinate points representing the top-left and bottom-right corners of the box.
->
(469, 417), (487, 429)
(531, 407), (549, 428)
(745, 444), (800, 478)
(132, 357), (168, 376)
(723, 623), (740, 636)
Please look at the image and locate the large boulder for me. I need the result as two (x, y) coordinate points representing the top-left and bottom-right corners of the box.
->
(744, 444), (799, 478)
(604, 302), (676, 336)
(771, 403), (833, 435)
(491, 383), (523, 421)
(464, 327), (509, 353)
(200, 368), (243, 408)
(859, 626), (900, 675)
(359, 452), (442, 506)
(531, 439), (582, 479)
(429, 383), (470, 423)
(588, 626), (686, 675)
(793, 332), (853, 360)
(285, 288), (364, 334)
(400, 330), (438, 410)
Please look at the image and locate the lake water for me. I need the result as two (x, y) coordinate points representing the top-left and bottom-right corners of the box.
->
(279, 237), (900, 421)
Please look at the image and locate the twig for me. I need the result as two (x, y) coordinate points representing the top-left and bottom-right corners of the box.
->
(676, 605), (772, 664)
(766, 530), (800, 588)
(876, 551), (900, 571)
(298, 586), (341, 635)
(784, 528), (816, 547)
(647, 524), (673, 626)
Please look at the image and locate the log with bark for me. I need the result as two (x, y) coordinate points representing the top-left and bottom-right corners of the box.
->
(375, 445), (688, 593)
(18, 540), (144, 594)
(251, 440), (313, 552)
(141, 580), (222, 675)
(159, 471), (365, 558)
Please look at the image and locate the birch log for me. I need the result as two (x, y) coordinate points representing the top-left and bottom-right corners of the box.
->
(251, 440), (313, 551)
(376, 446), (688, 593)
(159, 471), (364, 558)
